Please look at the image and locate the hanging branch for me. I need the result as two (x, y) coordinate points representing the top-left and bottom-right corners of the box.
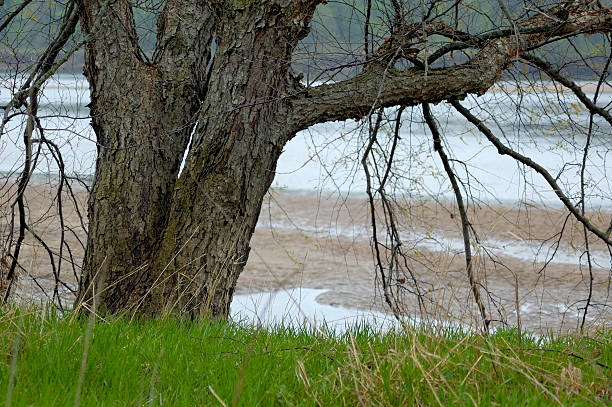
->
(423, 102), (489, 332)
(579, 47), (611, 332)
(362, 109), (404, 321)
(2, 86), (38, 303)
(364, 0), (372, 61)
(0, 0), (34, 34)
(449, 100), (612, 248)
(521, 54), (612, 127)
(33, 116), (89, 301)
(374, 106), (426, 316)
(382, 112), (426, 315)
(579, 112), (595, 333)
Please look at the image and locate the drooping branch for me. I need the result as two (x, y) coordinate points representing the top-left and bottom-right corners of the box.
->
(0, 0), (109, 120)
(521, 53), (612, 127)
(30, 117), (89, 304)
(362, 109), (402, 320)
(449, 99), (612, 248)
(362, 105), (427, 321)
(0, 0), (34, 34)
(290, 3), (612, 132)
(580, 110), (595, 333)
(578, 50), (610, 332)
(2, 86), (38, 303)
(423, 103), (489, 332)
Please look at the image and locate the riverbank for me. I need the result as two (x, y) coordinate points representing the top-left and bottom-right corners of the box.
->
(2, 184), (611, 334)
(243, 191), (612, 333)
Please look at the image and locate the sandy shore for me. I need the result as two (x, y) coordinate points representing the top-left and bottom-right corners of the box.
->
(1, 184), (611, 334)
(246, 191), (612, 333)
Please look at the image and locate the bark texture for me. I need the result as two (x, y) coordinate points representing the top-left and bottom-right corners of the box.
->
(77, 0), (320, 316)
(75, 0), (612, 318)
(76, 0), (215, 312)
(133, 1), (318, 318)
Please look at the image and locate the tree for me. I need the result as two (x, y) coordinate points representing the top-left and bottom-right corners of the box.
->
(1, 0), (611, 322)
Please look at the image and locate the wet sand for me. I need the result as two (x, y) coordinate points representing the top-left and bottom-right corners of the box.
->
(247, 191), (612, 333)
(2, 184), (611, 334)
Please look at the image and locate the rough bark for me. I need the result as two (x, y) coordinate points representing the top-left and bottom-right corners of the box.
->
(76, 0), (215, 312)
(290, 6), (612, 131)
(75, 0), (612, 318)
(76, 0), (319, 316)
(129, 1), (320, 318)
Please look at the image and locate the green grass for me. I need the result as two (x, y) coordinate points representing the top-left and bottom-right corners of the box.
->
(0, 307), (610, 406)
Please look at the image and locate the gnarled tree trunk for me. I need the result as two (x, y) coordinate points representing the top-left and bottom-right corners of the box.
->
(76, 0), (215, 313)
(76, 0), (317, 317)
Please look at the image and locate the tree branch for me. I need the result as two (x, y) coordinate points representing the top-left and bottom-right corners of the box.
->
(289, 4), (612, 132)
(423, 102), (489, 332)
(2, 86), (37, 303)
(449, 99), (612, 248)
(521, 53), (612, 127)
(0, 0), (33, 34)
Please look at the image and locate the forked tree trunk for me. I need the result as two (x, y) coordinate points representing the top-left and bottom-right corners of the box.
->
(130, 5), (314, 318)
(75, 0), (215, 313)
(76, 1), (316, 318)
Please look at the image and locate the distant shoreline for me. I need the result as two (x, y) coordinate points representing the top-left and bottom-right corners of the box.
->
(490, 81), (612, 94)
(2, 172), (612, 210)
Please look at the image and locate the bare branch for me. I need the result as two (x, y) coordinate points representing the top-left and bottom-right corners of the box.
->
(423, 103), (489, 332)
(0, 0), (33, 33)
(449, 99), (612, 248)
(2, 86), (37, 303)
(290, 4), (612, 132)
(521, 53), (612, 127)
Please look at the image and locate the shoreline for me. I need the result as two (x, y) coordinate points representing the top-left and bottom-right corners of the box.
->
(2, 185), (611, 334)
(4, 174), (612, 211)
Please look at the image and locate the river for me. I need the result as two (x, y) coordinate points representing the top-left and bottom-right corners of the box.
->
(2, 74), (611, 206)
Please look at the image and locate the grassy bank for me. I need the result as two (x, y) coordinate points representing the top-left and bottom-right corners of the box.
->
(0, 307), (610, 406)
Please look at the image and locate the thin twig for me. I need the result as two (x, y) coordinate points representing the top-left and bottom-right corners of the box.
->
(423, 102), (489, 332)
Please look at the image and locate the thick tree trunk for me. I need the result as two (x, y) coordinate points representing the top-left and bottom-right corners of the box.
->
(128, 3), (315, 318)
(76, 0), (215, 313)
(76, 1), (316, 317)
